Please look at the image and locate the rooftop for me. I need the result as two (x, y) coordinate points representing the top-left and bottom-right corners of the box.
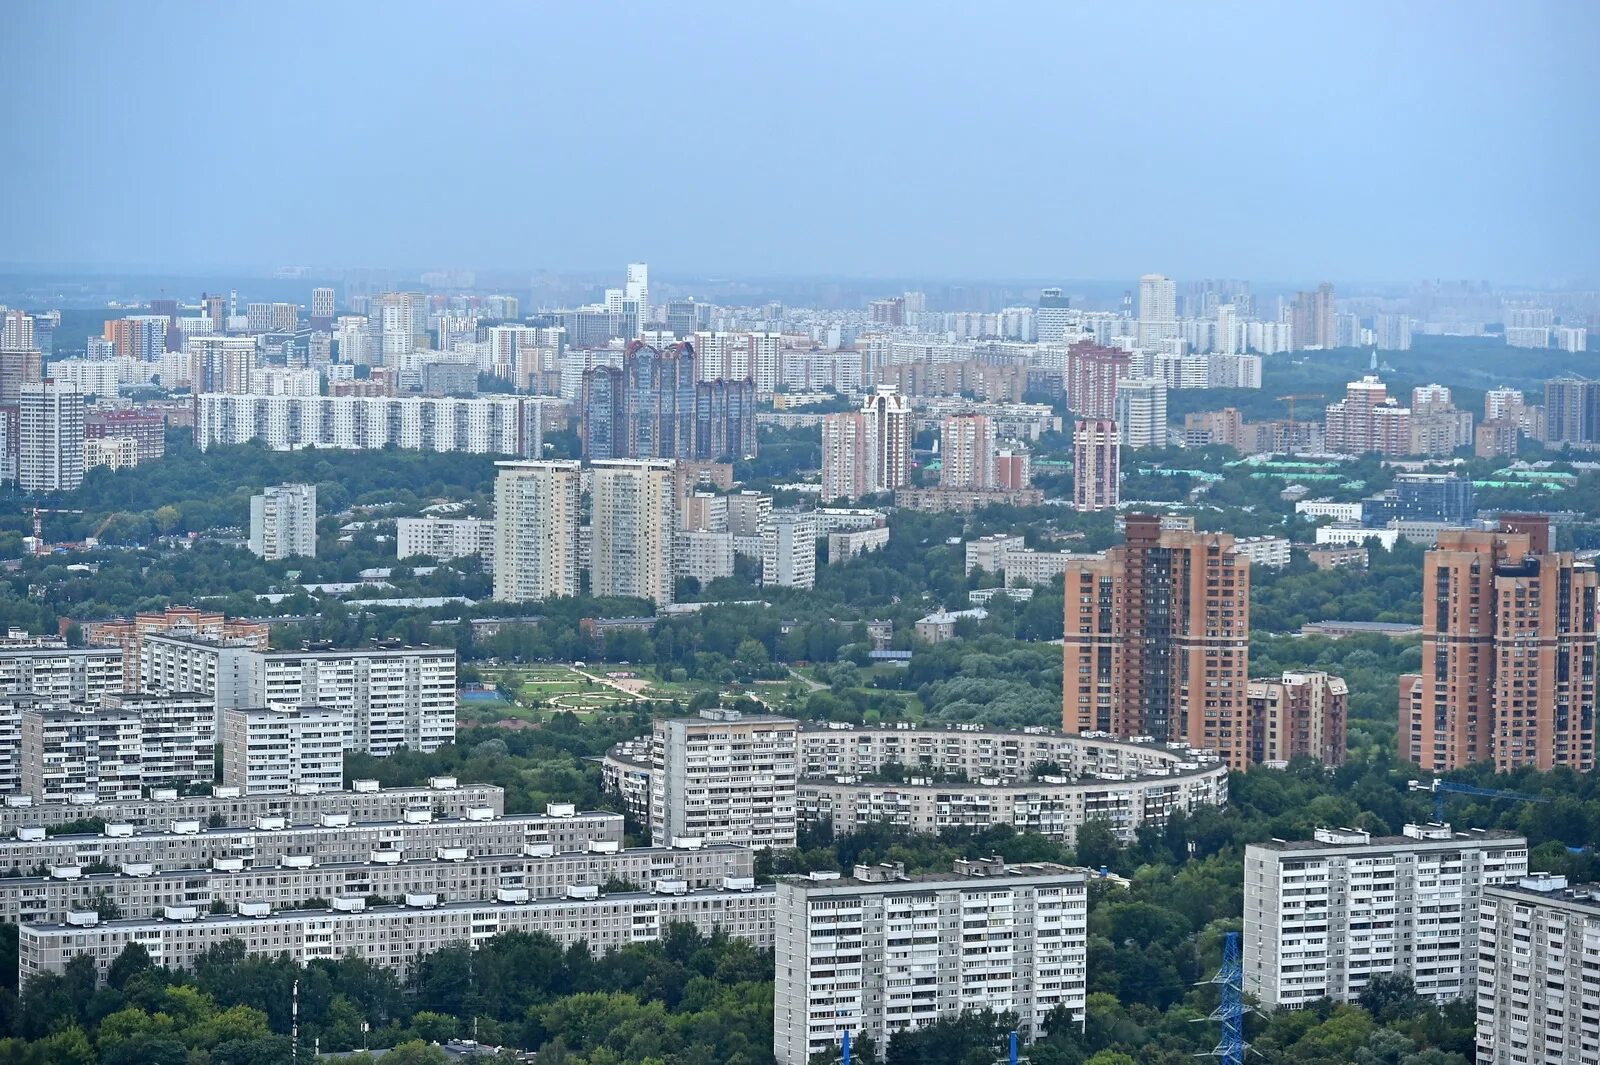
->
(1252, 823), (1525, 853)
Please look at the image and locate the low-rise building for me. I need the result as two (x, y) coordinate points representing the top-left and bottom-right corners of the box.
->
(395, 516), (495, 562)
(914, 607), (987, 643)
(826, 525), (889, 564)
(1231, 535), (1291, 569)
(1305, 544), (1368, 570)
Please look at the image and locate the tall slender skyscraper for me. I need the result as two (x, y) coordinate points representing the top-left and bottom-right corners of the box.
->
(492, 460), (581, 603)
(861, 386), (911, 492)
(1072, 420), (1119, 512)
(1062, 515), (1253, 769)
(1400, 514), (1597, 772)
(625, 263), (650, 334)
(590, 459), (677, 606)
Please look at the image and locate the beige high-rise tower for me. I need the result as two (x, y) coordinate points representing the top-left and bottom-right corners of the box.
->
(590, 458), (677, 606)
(492, 460), (581, 603)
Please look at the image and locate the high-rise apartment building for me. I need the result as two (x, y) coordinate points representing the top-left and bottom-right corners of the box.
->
(492, 460), (581, 603)
(1374, 313), (1412, 351)
(1037, 287), (1072, 344)
(249, 483), (317, 560)
(773, 858), (1088, 1065)
(1137, 274), (1177, 347)
(1072, 419), (1120, 512)
(370, 292), (428, 361)
(222, 705), (345, 794)
(103, 315), (169, 361)
(1061, 515), (1253, 768)
(1323, 375), (1412, 455)
(1290, 282), (1336, 350)
(1400, 515), (1597, 772)
(18, 380), (85, 492)
(1246, 670), (1348, 766)
(652, 709), (799, 849)
(397, 516), (496, 563)
(861, 386), (911, 491)
(1543, 375), (1600, 448)
(187, 335), (256, 393)
(590, 459), (677, 606)
(0, 645), (126, 704)
(1066, 341), (1132, 420)
(1244, 824), (1528, 1009)
(83, 606), (267, 692)
(1114, 376), (1168, 448)
(0, 347), (42, 404)
(580, 341), (755, 462)
(938, 414), (995, 488)
(821, 412), (872, 502)
(310, 287), (335, 329)
(761, 512), (816, 589)
(1484, 387), (1526, 424)
(1475, 874), (1600, 1065)
(624, 263), (649, 333)
(1, 310), (34, 350)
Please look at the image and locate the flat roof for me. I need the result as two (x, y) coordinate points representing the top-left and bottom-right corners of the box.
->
(0, 842), (748, 885)
(1251, 828), (1525, 853)
(783, 862), (1087, 891)
(23, 882), (776, 932)
(1, 810), (617, 844)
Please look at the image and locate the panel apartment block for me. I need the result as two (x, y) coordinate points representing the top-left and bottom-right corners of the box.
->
(1243, 824), (1527, 1009)
(773, 859), (1088, 1065)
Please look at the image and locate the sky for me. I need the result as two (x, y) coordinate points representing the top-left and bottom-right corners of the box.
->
(3, 1), (1598, 286)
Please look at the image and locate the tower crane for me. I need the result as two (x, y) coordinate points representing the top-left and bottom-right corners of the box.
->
(30, 508), (84, 556)
(1275, 394), (1325, 422)
(1409, 778), (1549, 825)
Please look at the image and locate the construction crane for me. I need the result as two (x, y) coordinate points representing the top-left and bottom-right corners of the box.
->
(1275, 393), (1325, 421)
(30, 508), (84, 556)
(90, 512), (120, 543)
(1409, 778), (1549, 824)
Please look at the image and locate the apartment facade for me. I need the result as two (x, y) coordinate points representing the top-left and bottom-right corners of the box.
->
(653, 709), (799, 850)
(938, 414), (995, 489)
(0, 840), (753, 925)
(0, 807), (622, 873)
(590, 459), (677, 606)
(1072, 419), (1119, 511)
(762, 512), (817, 589)
(18, 380), (86, 492)
(0, 645), (125, 703)
(1476, 874), (1600, 1065)
(249, 483), (317, 560)
(492, 460), (582, 603)
(20, 883), (774, 983)
(1061, 514), (1253, 768)
(193, 393), (550, 456)
(221, 705), (345, 795)
(1400, 515), (1598, 772)
(396, 516), (495, 562)
(773, 859), (1088, 1065)
(1246, 670), (1349, 766)
(1243, 824), (1528, 1009)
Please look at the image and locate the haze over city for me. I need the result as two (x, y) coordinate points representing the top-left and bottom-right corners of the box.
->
(4, 2), (1598, 283)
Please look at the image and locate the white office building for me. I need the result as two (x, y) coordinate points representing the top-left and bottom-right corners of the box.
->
(1244, 824), (1528, 1010)
(1475, 874), (1600, 1065)
(773, 859), (1088, 1065)
(249, 483), (317, 560)
(222, 705), (346, 795)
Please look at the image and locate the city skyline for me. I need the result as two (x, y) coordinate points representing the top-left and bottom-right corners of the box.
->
(3, 4), (1598, 284)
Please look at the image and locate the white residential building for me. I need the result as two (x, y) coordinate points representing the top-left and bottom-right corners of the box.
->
(827, 526), (889, 564)
(1475, 874), (1600, 1065)
(1138, 273), (1178, 347)
(249, 483), (317, 560)
(492, 460), (582, 603)
(1114, 376), (1167, 449)
(1295, 499), (1364, 522)
(590, 459), (677, 607)
(222, 705), (346, 795)
(653, 709), (799, 850)
(773, 859), (1088, 1065)
(18, 380), (85, 492)
(762, 512), (817, 589)
(676, 531), (735, 585)
(1244, 825), (1528, 1010)
(0, 645), (125, 703)
(1231, 535), (1292, 569)
(396, 516), (495, 562)
(140, 635), (256, 729)
(193, 393), (554, 456)
(10, 693), (215, 804)
(19, 883), (773, 984)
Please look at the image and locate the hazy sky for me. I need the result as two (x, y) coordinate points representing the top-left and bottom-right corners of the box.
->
(4, 1), (1597, 284)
